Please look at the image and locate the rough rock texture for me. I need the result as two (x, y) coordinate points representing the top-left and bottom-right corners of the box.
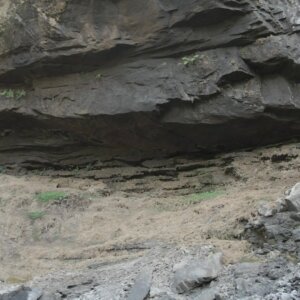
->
(0, 286), (42, 300)
(246, 182), (300, 257)
(1, 0), (300, 166)
(127, 271), (152, 300)
(3, 246), (300, 299)
(173, 253), (223, 293)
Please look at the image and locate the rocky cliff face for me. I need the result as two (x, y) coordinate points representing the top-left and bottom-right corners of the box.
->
(1, 0), (300, 167)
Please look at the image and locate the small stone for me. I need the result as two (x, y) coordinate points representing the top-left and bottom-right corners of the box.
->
(127, 270), (152, 300)
(292, 227), (300, 242)
(235, 277), (270, 298)
(267, 250), (281, 260)
(173, 252), (223, 294)
(280, 293), (295, 300)
(173, 259), (189, 272)
(250, 219), (263, 228)
(258, 203), (277, 217)
(39, 292), (57, 300)
(237, 296), (263, 300)
(152, 293), (175, 300)
(149, 287), (162, 298)
(234, 263), (260, 276)
(276, 198), (288, 213)
(149, 287), (176, 299)
(255, 248), (269, 255)
(195, 287), (218, 300)
(290, 213), (300, 221)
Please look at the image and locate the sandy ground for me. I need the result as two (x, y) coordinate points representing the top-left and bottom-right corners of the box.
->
(0, 142), (299, 284)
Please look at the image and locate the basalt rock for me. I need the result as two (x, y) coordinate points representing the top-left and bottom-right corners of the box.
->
(1, 0), (300, 166)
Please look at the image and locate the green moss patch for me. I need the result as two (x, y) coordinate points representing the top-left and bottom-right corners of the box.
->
(184, 190), (224, 204)
(27, 211), (45, 220)
(37, 191), (67, 203)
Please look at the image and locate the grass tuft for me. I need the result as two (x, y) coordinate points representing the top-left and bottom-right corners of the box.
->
(185, 190), (224, 204)
(28, 211), (45, 220)
(37, 191), (67, 203)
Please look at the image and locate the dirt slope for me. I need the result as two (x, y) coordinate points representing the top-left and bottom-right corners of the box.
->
(0, 142), (299, 284)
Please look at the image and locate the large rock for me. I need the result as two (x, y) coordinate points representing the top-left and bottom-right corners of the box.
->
(173, 252), (223, 293)
(1, 1), (300, 166)
(246, 183), (300, 257)
(285, 183), (300, 212)
(0, 286), (42, 300)
(127, 271), (152, 300)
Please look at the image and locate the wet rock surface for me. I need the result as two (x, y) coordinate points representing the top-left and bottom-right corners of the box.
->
(1, 1), (300, 165)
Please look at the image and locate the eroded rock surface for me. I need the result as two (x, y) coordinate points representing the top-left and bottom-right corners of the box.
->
(245, 182), (300, 257)
(0, 1), (300, 166)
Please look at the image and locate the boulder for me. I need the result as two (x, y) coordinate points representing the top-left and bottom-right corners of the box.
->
(285, 183), (300, 212)
(0, 286), (42, 300)
(173, 253), (223, 294)
(127, 271), (152, 300)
